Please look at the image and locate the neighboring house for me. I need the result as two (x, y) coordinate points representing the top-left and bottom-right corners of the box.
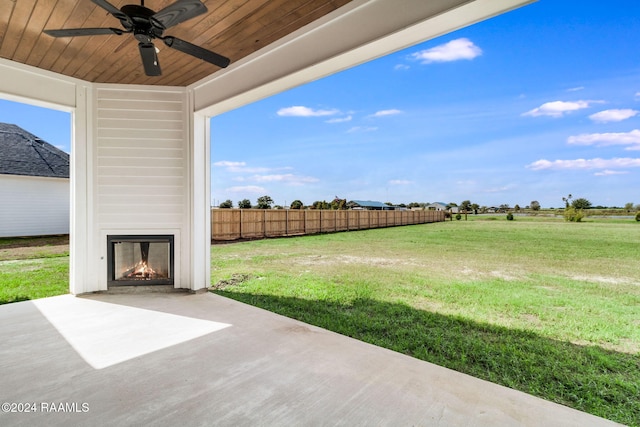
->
(349, 200), (393, 210)
(427, 202), (447, 211)
(0, 123), (70, 237)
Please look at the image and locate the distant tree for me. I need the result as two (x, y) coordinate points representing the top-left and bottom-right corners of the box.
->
(635, 204), (640, 212)
(562, 194), (573, 208)
(331, 197), (347, 210)
(290, 200), (304, 210)
(471, 203), (480, 212)
(407, 202), (422, 208)
(564, 206), (584, 222)
(571, 198), (592, 210)
(311, 200), (330, 210)
(273, 205), (284, 209)
(499, 204), (510, 212)
(530, 200), (541, 211)
(238, 199), (252, 209)
(624, 202), (634, 212)
(397, 203), (407, 208)
(256, 195), (274, 209)
(514, 204), (521, 212)
(219, 199), (233, 208)
(460, 200), (472, 212)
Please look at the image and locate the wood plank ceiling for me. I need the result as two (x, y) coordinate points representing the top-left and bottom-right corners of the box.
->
(0, 0), (352, 86)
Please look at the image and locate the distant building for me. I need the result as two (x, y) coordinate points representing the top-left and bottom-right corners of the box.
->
(427, 202), (447, 211)
(0, 123), (69, 237)
(348, 200), (393, 210)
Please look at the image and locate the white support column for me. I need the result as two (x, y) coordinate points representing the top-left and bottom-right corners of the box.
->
(69, 85), (90, 294)
(189, 97), (211, 291)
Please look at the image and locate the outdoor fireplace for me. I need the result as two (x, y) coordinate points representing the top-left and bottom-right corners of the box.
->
(107, 235), (174, 287)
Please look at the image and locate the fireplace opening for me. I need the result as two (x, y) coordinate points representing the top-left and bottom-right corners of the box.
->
(107, 235), (174, 286)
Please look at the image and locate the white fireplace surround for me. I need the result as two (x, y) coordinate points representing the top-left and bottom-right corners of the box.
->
(0, 0), (532, 293)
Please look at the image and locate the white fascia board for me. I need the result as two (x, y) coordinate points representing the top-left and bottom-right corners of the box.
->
(191, 0), (535, 116)
(0, 58), (82, 111)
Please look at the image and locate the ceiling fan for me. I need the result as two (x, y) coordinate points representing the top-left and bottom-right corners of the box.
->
(44, 0), (230, 76)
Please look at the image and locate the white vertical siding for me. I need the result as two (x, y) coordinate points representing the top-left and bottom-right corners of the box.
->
(0, 174), (70, 237)
(92, 87), (190, 289)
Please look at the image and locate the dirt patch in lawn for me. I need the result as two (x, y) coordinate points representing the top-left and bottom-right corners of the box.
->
(212, 273), (252, 290)
(292, 254), (418, 267)
(0, 235), (69, 261)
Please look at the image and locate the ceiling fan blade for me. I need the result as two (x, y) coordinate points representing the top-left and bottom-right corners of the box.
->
(44, 28), (124, 37)
(152, 0), (207, 30)
(91, 0), (133, 27)
(163, 36), (230, 68)
(139, 43), (162, 76)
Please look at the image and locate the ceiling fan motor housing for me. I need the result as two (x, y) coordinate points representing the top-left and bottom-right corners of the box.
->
(120, 4), (164, 42)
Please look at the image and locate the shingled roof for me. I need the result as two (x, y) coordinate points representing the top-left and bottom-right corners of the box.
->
(0, 123), (69, 178)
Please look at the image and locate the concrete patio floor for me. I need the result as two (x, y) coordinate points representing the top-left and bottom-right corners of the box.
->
(0, 292), (621, 426)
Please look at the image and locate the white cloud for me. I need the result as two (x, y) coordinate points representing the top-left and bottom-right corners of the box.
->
(326, 115), (352, 123)
(213, 160), (245, 168)
(225, 185), (266, 194)
(589, 109), (638, 123)
(411, 38), (482, 63)
(370, 109), (402, 118)
(482, 184), (516, 193)
(522, 100), (599, 118)
(527, 157), (640, 170)
(214, 160), (293, 173)
(347, 126), (378, 133)
(277, 106), (339, 117)
(567, 129), (640, 150)
(394, 64), (410, 71)
(566, 86), (585, 92)
(249, 174), (319, 185)
(594, 170), (629, 176)
(389, 179), (413, 185)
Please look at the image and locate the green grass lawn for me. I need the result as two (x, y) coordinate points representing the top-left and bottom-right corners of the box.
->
(1, 221), (639, 424)
(211, 218), (640, 426)
(0, 236), (69, 304)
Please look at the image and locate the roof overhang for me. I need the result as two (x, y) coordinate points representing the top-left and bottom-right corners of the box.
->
(1, 0), (534, 116)
(193, 0), (535, 115)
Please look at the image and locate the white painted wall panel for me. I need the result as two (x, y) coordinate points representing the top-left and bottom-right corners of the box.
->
(95, 87), (188, 230)
(0, 175), (69, 237)
(92, 86), (190, 290)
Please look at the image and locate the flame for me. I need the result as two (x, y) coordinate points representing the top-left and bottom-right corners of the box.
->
(127, 260), (157, 279)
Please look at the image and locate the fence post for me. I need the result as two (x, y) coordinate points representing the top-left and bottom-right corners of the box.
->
(239, 209), (243, 239)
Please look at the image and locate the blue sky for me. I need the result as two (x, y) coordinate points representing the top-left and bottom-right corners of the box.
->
(3, 0), (640, 208)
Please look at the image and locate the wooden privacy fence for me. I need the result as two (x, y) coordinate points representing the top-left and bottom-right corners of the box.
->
(211, 209), (445, 241)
